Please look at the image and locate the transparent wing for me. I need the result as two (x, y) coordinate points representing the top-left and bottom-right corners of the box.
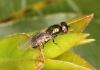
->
(18, 36), (32, 51)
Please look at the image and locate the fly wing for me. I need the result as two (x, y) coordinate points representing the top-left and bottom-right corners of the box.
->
(18, 29), (47, 51)
(18, 36), (32, 51)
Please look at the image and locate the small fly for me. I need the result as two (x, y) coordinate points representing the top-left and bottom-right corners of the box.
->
(18, 22), (69, 50)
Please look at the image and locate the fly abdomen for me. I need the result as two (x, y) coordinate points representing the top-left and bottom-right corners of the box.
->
(31, 32), (52, 48)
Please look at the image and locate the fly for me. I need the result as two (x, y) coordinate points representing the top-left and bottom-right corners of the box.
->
(18, 22), (69, 50)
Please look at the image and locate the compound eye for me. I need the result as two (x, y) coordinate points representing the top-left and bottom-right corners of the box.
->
(62, 25), (68, 33)
(61, 22), (69, 33)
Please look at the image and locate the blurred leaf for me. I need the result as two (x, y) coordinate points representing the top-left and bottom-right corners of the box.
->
(0, 34), (44, 70)
(0, 0), (62, 23)
(0, 13), (77, 38)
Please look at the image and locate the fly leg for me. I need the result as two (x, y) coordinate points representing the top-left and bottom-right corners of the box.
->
(52, 39), (63, 51)
(42, 45), (44, 48)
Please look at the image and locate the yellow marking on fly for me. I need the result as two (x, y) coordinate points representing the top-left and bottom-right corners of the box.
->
(52, 28), (59, 33)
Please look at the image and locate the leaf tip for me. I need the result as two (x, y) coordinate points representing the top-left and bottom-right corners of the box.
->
(84, 33), (90, 37)
(88, 39), (95, 42)
(76, 39), (95, 46)
(87, 13), (94, 18)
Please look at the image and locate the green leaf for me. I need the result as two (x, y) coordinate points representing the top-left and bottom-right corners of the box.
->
(43, 14), (94, 58)
(54, 51), (95, 70)
(0, 14), (94, 69)
(76, 39), (95, 46)
(0, 0), (98, 69)
(43, 33), (89, 58)
(67, 14), (94, 33)
(0, 34), (44, 70)
(43, 59), (91, 70)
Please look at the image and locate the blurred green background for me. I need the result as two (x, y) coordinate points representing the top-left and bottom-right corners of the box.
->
(0, 0), (100, 69)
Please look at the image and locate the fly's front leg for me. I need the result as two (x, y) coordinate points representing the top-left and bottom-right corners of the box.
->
(42, 45), (44, 48)
(52, 39), (63, 51)
(52, 39), (58, 45)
